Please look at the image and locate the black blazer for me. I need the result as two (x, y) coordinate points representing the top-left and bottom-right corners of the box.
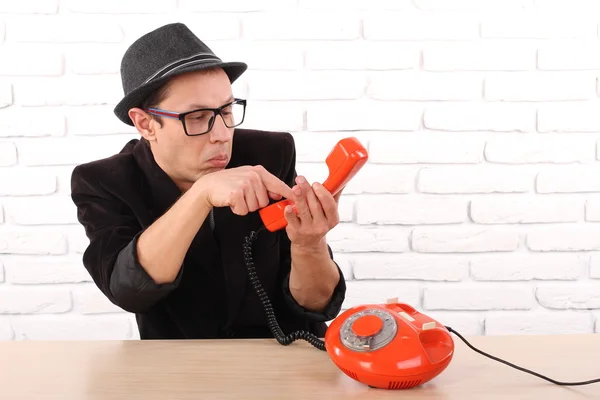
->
(70, 128), (346, 340)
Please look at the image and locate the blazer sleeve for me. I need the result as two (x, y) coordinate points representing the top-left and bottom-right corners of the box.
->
(277, 132), (346, 322)
(70, 164), (183, 314)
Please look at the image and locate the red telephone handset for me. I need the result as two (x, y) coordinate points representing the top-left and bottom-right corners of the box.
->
(325, 299), (455, 389)
(259, 137), (368, 232)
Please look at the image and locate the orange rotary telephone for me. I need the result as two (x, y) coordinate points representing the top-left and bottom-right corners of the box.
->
(243, 137), (600, 390)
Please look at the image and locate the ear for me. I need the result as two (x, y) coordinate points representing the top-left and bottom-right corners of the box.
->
(129, 108), (157, 142)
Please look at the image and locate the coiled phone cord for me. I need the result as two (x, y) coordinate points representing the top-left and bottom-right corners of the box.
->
(243, 228), (326, 351)
(244, 228), (600, 386)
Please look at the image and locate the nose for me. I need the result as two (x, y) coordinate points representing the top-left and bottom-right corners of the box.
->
(209, 114), (233, 143)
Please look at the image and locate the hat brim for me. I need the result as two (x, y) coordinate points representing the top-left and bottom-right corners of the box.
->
(114, 61), (248, 126)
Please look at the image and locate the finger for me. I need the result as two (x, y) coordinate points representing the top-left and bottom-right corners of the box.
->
(250, 174), (270, 209)
(313, 182), (339, 227)
(333, 186), (345, 203)
(284, 204), (301, 229)
(297, 176), (327, 224)
(230, 188), (249, 216)
(268, 191), (282, 201)
(292, 183), (311, 222)
(243, 181), (259, 213)
(254, 166), (295, 200)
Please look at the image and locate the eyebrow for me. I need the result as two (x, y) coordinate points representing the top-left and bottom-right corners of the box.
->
(187, 96), (235, 110)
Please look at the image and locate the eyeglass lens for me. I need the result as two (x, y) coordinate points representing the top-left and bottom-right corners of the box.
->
(184, 102), (245, 135)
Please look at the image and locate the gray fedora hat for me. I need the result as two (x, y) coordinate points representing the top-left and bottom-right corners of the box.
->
(114, 22), (247, 126)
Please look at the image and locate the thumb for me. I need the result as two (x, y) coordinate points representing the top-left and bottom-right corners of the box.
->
(268, 191), (282, 200)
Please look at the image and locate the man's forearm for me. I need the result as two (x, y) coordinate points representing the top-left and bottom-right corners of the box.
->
(289, 238), (340, 312)
(136, 182), (212, 284)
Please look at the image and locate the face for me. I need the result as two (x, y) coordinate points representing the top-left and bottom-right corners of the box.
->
(130, 68), (236, 192)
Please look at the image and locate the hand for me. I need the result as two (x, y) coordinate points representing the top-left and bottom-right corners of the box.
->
(196, 165), (294, 215)
(284, 175), (342, 249)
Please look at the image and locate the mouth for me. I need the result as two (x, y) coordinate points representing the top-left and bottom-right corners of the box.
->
(207, 154), (229, 167)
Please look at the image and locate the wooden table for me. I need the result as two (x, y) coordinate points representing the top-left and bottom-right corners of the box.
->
(0, 333), (599, 399)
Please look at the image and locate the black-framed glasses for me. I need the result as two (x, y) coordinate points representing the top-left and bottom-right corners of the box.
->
(146, 98), (247, 136)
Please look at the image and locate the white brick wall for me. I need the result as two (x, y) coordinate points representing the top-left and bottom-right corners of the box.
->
(1, 1), (599, 341)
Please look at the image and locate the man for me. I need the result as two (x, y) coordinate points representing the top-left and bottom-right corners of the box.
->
(70, 23), (346, 340)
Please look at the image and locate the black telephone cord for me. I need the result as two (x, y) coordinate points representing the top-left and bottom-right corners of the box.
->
(243, 229), (600, 386)
(243, 228), (326, 351)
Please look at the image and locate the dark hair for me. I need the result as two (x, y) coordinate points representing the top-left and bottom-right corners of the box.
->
(140, 81), (171, 127)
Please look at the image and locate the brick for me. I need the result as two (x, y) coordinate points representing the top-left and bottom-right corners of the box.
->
(368, 72), (482, 101)
(588, 200), (600, 222)
(329, 253), (353, 279)
(327, 223), (409, 253)
(242, 101), (304, 132)
(0, 260), (3, 281)
(414, 0), (534, 10)
(481, 17), (596, 39)
(0, 288), (71, 314)
(0, 109), (65, 137)
(418, 166), (534, 194)
(16, 75), (122, 106)
(67, 106), (138, 136)
(412, 226), (520, 253)
(534, 0), (600, 10)
(0, 47), (63, 76)
(364, 12), (479, 40)
(470, 253), (585, 281)
(305, 42), (418, 70)
(538, 104), (600, 132)
(538, 42), (600, 70)
(215, 41), (304, 70)
(66, 0), (177, 13)
(4, 258), (91, 284)
(0, 142), (16, 166)
(527, 225), (600, 251)
(352, 253), (469, 281)
(247, 71), (365, 101)
(12, 315), (133, 340)
(181, 0), (295, 11)
(242, 12), (360, 40)
(0, 319), (13, 340)
(336, 196), (355, 223)
(344, 165), (416, 194)
(8, 16), (122, 43)
(591, 254), (600, 278)
(485, 73), (596, 101)
(0, 82), (12, 107)
(121, 15), (241, 42)
(424, 284), (534, 310)
(0, 21), (4, 43)
(421, 312), (484, 336)
(368, 133), (484, 164)
(0, 0), (58, 13)
(67, 45), (122, 75)
(485, 134), (595, 164)
(73, 285), (125, 314)
(300, 0), (412, 9)
(306, 101), (422, 132)
(423, 43), (535, 71)
(485, 312), (593, 335)
(356, 195), (468, 225)
(536, 166), (600, 193)
(17, 135), (137, 166)
(0, 230), (67, 255)
(66, 225), (90, 254)
(291, 131), (372, 162)
(424, 103), (535, 132)
(343, 281), (421, 309)
(3, 196), (78, 225)
(536, 285), (600, 309)
(0, 169), (57, 195)
(470, 197), (583, 224)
